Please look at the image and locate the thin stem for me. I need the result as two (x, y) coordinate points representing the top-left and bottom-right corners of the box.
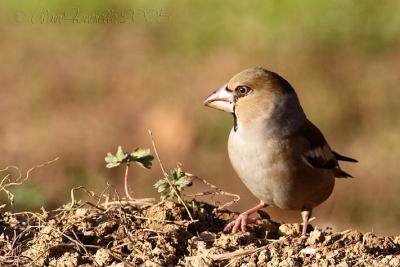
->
(148, 130), (195, 223)
(124, 163), (134, 201)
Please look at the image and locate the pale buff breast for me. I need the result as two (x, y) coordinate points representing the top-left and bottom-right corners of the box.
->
(228, 126), (335, 210)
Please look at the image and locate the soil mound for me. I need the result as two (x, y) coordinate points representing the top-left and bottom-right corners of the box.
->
(0, 201), (399, 266)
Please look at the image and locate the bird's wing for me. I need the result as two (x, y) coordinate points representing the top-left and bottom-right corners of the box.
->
(332, 151), (358, 163)
(299, 120), (355, 178)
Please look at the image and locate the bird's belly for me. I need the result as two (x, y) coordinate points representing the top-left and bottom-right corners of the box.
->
(228, 130), (334, 210)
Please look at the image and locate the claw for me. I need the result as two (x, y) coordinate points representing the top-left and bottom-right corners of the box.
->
(223, 219), (237, 232)
(223, 202), (266, 234)
(224, 214), (261, 233)
(224, 213), (248, 233)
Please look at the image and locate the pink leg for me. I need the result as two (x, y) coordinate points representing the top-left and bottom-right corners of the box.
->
(224, 202), (266, 233)
(301, 209), (312, 236)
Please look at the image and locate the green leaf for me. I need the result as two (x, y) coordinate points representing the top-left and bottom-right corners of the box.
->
(157, 185), (168, 193)
(105, 146), (128, 168)
(131, 148), (154, 169)
(175, 179), (186, 186)
(153, 179), (164, 188)
(131, 148), (151, 159)
(116, 146), (128, 161)
(154, 179), (168, 193)
(105, 146), (154, 169)
(105, 152), (120, 168)
(153, 166), (192, 201)
(106, 162), (119, 168)
(171, 167), (183, 180)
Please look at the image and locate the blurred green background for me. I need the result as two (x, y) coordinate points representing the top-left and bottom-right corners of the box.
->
(0, 0), (399, 235)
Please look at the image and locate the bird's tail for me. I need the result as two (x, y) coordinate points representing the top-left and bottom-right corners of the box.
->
(333, 151), (358, 163)
(334, 168), (353, 178)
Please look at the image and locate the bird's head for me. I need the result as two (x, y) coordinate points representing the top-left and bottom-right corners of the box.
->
(204, 68), (297, 127)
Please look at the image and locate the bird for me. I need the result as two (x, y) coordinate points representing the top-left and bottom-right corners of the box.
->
(203, 67), (357, 236)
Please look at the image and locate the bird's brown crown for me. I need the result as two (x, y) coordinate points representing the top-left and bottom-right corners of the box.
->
(227, 68), (294, 96)
(227, 68), (296, 126)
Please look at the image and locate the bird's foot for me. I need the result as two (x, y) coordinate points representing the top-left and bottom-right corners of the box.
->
(223, 213), (260, 233)
(301, 223), (308, 237)
(301, 209), (312, 236)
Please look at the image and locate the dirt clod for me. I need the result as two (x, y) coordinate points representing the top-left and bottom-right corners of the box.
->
(0, 201), (399, 266)
(307, 229), (324, 245)
(278, 223), (301, 236)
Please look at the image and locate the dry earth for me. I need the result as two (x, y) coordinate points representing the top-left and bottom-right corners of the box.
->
(0, 201), (399, 267)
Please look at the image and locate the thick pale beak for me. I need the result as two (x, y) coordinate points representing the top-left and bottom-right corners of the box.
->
(203, 84), (234, 113)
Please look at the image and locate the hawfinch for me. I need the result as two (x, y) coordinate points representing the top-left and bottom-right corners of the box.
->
(204, 68), (357, 236)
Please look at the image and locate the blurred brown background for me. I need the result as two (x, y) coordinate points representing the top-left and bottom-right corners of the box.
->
(0, 1), (399, 235)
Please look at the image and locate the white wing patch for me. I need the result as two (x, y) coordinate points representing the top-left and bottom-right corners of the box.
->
(305, 144), (334, 160)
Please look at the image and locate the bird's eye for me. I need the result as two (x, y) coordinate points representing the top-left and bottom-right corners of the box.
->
(235, 86), (252, 96)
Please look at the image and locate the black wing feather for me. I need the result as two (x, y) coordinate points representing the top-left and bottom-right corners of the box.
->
(333, 151), (358, 163)
(300, 120), (356, 178)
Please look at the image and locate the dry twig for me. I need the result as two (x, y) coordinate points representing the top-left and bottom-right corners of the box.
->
(0, 157), (59, 205)
(184, 173), (240, 210)
(148, 130), (195, 223)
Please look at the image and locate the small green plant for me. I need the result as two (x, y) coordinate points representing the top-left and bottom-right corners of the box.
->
(105, 146), (154, 200)
(154, 167), (192, 201)
(187, 199), (206, 213)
